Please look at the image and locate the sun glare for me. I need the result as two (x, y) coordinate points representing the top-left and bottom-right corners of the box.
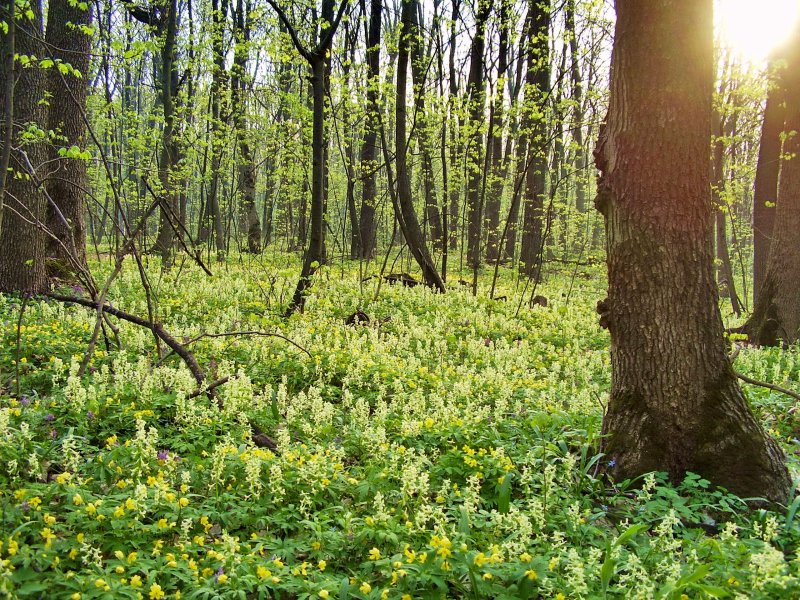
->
(717, 0), (800, 62)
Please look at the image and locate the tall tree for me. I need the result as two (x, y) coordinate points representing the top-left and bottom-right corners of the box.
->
(394, 0), (445, 291)
(464, 0), (490, 271)
(0, 0), (49, 293)
(232, 0), (261, 253)
(518, 0), (550, 276)
(356, 0), (382, 259)
(751, 56), (787, 306)
(44, 0), (92, 275)
(744, 29), (800, 346)
(594, 0), (790, 503)
(265, 0), (349, 315)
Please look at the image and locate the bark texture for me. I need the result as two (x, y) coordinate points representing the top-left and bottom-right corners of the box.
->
(745, 35), (800, 346)
(752, 60), (786, 306)
(0, 1), (49, 294)
(45, 0), (92, 274)
(595, 0), (790, 503)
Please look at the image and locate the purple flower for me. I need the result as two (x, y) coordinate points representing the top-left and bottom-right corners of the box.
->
(71, 285), (85, 295)
(607, 459), (616, 468)
(20, 396), (30, 407)
(86, 411), (95, 420)
(44, 413), (55, 422)
(20, 501), (30, 512)
(214, 567), (224, 583)
(157, 449), (169, 461)
(50, 429), (58, 440)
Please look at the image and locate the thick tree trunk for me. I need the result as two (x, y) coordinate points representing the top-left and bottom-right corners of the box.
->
(752, 61), (786, 306)
(595, 0), (789, 503)
(0, 1), (49, 294)
(745, 37), (800, 346)
(519, 0), (550, 277)
(44, 0), (91, 275)
(356, 0), (381, 259)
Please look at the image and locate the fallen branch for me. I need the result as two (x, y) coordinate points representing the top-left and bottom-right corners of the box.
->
(736, 371), (800, 403)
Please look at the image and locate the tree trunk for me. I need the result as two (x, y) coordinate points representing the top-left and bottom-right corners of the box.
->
(232, 0), (261, 254)
(465, 0), (489, 270)
(356, 0), (382, 259)
(44, 0), (91, 276)
(519, 0), (550, 277)
(752, 60), (786, 306)
(595, 0), (789, 503)
(395, 0), (445, 292)
(0, 0), (49, 294)
(566, 0), (587, 215)
(744, 35), (800, 346)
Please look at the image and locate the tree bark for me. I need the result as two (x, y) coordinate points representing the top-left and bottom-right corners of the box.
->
(752, 60), (786, 306)
(43, 0), (91, 275)
(356, 0), (382, 259)
(395, 0), (445, 292)
(0, 0), (49, 294)
(464, 0), (489, 270)
(745, 34), (800, 346)
(595, 0), (790, 503)
(519, 0), (550, 277)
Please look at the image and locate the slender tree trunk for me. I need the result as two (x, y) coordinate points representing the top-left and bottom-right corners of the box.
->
(395, 0), (445, 292)
(465, 0), (489, 270)
(356, 0), (382, 259)
(232, 0), (261, 253)
(0, 0), (48, 293)
(752, 60), (786, 306)
(566, 0), (587, 214)
(595, 0), (789, 503)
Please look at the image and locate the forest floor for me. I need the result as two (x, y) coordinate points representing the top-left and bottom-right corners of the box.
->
(1, 254), (799, 599)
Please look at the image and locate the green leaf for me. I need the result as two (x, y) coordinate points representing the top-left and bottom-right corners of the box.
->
(497, 472), (513, 514)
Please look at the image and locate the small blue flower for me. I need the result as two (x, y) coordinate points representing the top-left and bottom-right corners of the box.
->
(607, 459), (616, 468)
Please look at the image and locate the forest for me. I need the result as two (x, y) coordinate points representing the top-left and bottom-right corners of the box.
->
(1, 0), (800, 597)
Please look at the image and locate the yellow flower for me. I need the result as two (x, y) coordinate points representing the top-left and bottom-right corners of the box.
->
(402, 595), (412, 600)
(128, 552), (138, 564)
(178, 497), (189, 508)
(311, 541), (321, 550)
(29, 496), (43, 508)
(318, 560), (327, 571)
(525, 569), (537, 581)
(72, 494), (83, 506)
(44, 513), (56, 525)
(95, 578), (107, 588)
(131, 575), (143, 587)
(319, 591), (330, 599)
(482, 573), (492, 580)
(368, 547), (381, 561)
(41, 527), (56, 547)
(71, 594), (81, 600)
(149, 582), (166, 599)
(217, 574), (228, 584)
(359, 582), (372, 594)
(257, 566), (271, 579)
(520, 552), (532, 562)
(125, 498), (136, 511)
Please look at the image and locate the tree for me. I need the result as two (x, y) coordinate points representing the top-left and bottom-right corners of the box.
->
(518, 0), (550, 277)
(45, 0), (93, 275)
(751, 56), (787, 306)
(394, 0), (445, 292)
(594, 0), (790, 503)
(0, 0), (49, 294)
(265, 0), (349, 315)
(744, 27), (800, 346)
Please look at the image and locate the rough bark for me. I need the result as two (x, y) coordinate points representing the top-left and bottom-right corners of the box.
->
(519, 0), (550, 277)
(595, 0), (790, 504)
(745, 35), (800, 346)
(566, 0), (587, 214)
(43, 0), (91, 275)
(752, 60), (786, 306)
(0, 1), (49, 294)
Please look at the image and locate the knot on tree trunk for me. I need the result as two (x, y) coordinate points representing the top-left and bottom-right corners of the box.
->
(596, 297), (612, 330)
